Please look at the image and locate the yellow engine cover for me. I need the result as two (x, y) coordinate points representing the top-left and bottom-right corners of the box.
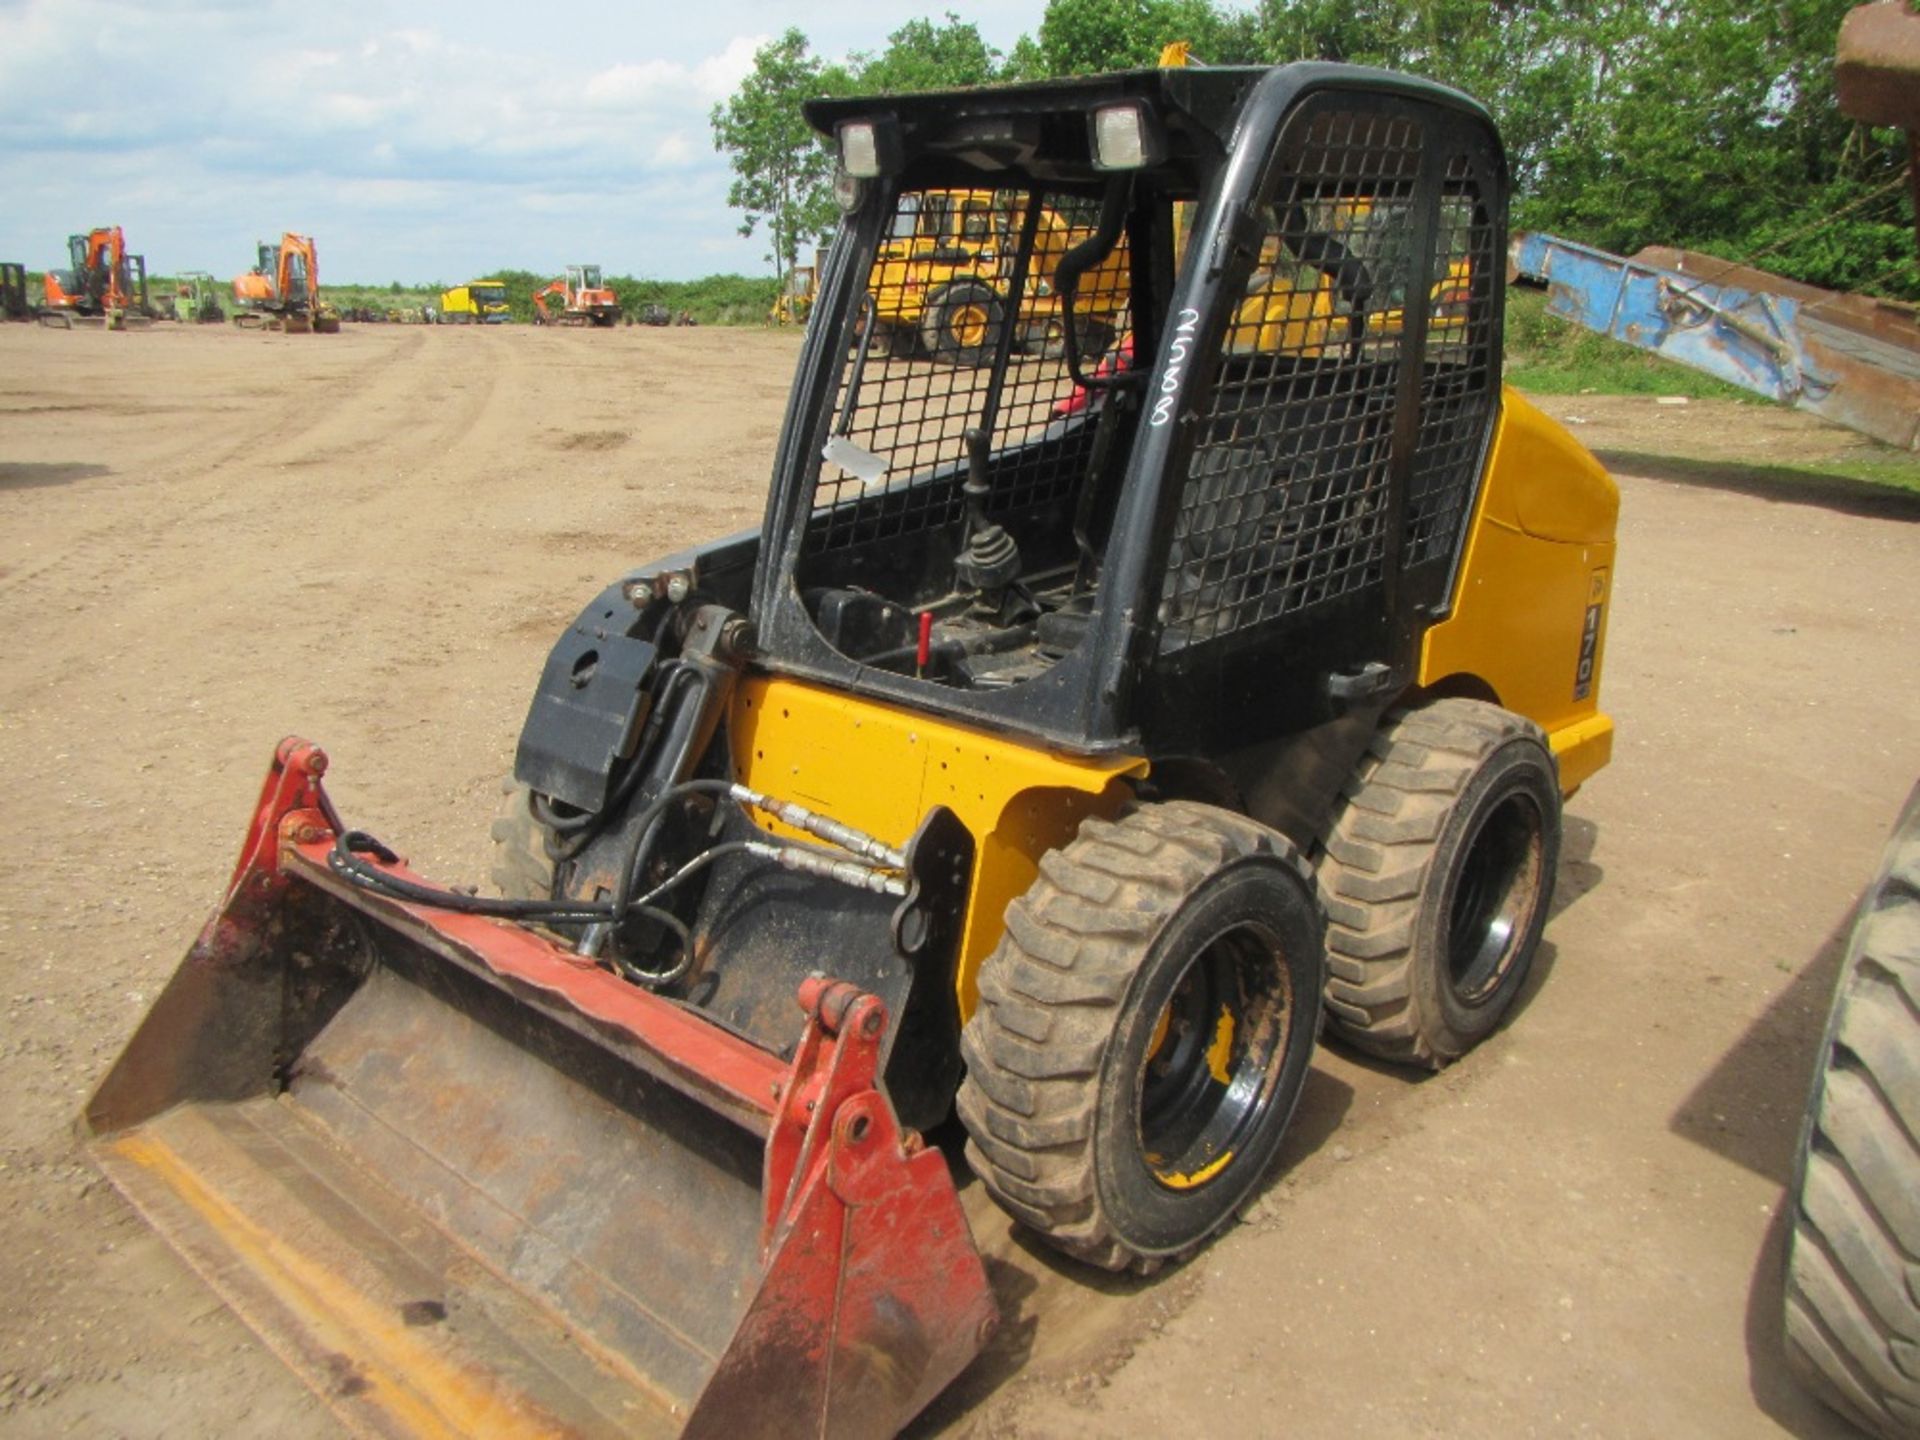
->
(1418, 387), (1619, 793)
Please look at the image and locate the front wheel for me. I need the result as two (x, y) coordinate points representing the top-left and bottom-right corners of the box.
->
(920, 282), (1004, 367)
(489, 776), (557, 901)
(958, 801), (1325, 1272)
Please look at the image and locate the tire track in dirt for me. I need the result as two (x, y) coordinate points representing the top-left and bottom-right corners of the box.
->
(0, 329), (431, 604)
(0, 330), (490, 721)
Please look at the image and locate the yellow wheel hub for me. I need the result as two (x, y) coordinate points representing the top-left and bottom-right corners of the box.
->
(951, 305), (989, 348)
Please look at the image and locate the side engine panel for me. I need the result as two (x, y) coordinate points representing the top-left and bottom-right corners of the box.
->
(1418, 388), (1618, 792)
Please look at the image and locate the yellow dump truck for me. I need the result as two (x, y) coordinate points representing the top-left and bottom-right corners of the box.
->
(439, 279), (511, 323)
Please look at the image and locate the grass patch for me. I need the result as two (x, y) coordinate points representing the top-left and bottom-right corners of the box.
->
(1592, 449), (1920, 516)
(1805, 452), (1920, 494)
(1503, 289), (1748, 399)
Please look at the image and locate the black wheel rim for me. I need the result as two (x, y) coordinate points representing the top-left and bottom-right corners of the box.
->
(1446, 792), (1544, 1003)
(1137, 922), (1292, 1192)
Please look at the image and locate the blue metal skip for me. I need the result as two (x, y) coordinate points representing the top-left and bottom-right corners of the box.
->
(1510, 232), (1919, 451)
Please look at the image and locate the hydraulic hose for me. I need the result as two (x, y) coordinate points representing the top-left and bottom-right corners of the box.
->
(1056, 177), (1132, 389)
(324, 779), (910, 985)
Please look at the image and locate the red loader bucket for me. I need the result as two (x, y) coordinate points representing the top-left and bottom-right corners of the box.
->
(81, 739), (996, 1438)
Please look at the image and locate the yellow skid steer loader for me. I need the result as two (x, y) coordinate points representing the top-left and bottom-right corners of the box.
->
(87, 59), (1617, 1436)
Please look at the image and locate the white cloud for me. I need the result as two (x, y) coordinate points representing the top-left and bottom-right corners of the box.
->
(313, 92), (399, 129)
(584, 59), (686, 106)
(0, 1), (1052, 282)
(692, 35), (770, 101)
(288, 48), (346, 73)
(651, 132), (696, 168)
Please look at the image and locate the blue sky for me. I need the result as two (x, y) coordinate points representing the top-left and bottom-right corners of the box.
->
(0, 1), (1046, 284)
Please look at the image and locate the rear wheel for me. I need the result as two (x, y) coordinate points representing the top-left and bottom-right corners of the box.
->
(921, 282), (1004, 367)
(1316, 699), (1561, 1068)
(958, 801), (1325, 1272)
(490, 776), (557, 901)
(1782, 782), (1920, 1440)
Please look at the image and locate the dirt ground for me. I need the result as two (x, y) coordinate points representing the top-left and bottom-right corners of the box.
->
(0, 321), (1915, 1439)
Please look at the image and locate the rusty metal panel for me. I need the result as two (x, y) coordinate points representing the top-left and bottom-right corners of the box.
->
(1837, 1), (1920, 130)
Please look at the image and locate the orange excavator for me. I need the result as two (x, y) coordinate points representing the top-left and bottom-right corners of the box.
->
(532, 264), (622, 326)
(40, 227), (156, 328)
(232, 233), (341, 334)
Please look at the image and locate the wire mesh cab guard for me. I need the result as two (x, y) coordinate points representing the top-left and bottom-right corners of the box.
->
(766, 68), (1506, 765)
(802, 184), (1134, 602)
(1163, 95), (1501, 652)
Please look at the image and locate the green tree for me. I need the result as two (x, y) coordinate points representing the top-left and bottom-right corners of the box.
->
(710, 29), (850, 286)
(1246, 0), (1914, 297)
(1025, 0), (1262, 74)
(483, 268), (548, 325)
(709, 4), (1913, 299)
(1510, 0), (1913, 296)
(854, 13), (1002, 92)
(1253, 0), (1400, 63)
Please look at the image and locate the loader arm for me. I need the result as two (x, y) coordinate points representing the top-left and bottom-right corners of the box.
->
(86, 228), (126, 296)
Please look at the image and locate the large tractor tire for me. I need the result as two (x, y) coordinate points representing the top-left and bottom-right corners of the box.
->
(920, 282), (1005, 367)
(958, 801), (1325, 1273)
(1031, 315), (1114, 362)
(1316, 698), (1561, 1069)
(490, 775), (557, 901)
(1782, 782), (1920, 1440)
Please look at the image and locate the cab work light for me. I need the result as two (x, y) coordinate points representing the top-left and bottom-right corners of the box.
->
(1091, 102), (1163, 170)
(837, 117), (901, 178)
